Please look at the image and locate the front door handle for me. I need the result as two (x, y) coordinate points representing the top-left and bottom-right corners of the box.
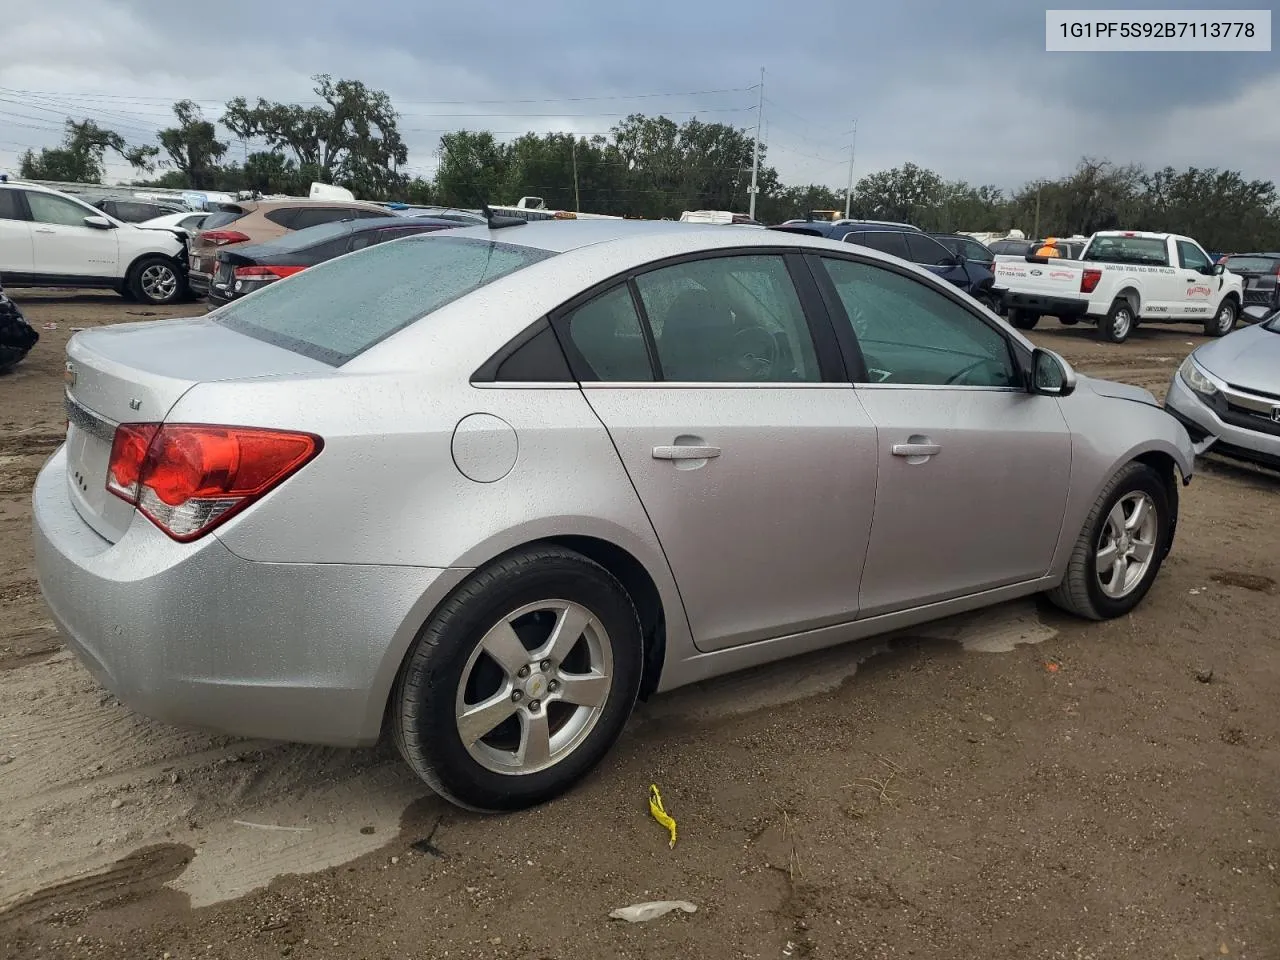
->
(891, 442), (941, 457)
(653, 444), (721, 460)
(34, 228), (55, 234)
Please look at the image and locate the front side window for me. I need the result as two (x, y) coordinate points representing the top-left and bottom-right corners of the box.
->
(213, 236), (555, 365)
(562, 284), (654, 381)
(1177, 240), (1211, 271)
(633, 255), (821, 382)
(819, 257), (1017, 388)
(26, 192), (95, 227)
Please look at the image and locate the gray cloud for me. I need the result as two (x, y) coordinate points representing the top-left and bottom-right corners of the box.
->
(1, 0), (1275, 196)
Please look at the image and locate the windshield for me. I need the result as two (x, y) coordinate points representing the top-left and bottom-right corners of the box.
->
(248, 219), (356, 253)
(1083, 236), (1169, 266)
(212, 236), (555, 365)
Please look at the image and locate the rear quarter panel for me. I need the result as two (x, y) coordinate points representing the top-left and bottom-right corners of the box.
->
(166, 369), (692, 655)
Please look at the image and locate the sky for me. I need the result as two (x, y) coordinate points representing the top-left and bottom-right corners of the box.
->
(0, 0), (1276, 197)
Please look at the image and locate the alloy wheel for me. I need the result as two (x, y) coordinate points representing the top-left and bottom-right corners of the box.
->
(454, 600), (613, 775)
(1095, 492), (1158, 599)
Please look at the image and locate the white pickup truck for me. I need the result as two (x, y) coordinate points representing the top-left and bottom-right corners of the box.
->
(994, 230), (1243, 343)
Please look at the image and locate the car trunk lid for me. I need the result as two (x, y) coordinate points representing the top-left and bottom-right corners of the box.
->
(63, 316), (332, 543)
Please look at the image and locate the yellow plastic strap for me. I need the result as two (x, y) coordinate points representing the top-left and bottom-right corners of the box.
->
(649, 783), (677, 848)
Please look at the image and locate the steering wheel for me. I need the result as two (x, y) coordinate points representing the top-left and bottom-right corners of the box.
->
(732, 325), (779, 380)
(943, 359), (990, 385)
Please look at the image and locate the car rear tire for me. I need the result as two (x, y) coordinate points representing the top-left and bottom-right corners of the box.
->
(392, 545), (644, 812)
(1009, 309), (1039, 330)
(1100, 299), (1135, 343)
(128, 256), (185, 306)
(1205, 298), (1237, 337)
(1047, 461), (1172, 621)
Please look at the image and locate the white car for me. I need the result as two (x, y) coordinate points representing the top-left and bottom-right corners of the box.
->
(138, 210), (211, 235)
(994, 230), (1243, 343)
(0, 182), (189, 305)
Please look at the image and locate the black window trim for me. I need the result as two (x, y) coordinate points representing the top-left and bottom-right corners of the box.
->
(803, 250), (1031, 391)
(540, 246), (849, 386)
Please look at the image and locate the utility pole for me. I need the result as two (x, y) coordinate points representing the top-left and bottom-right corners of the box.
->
(571, 137), (580, 212)
(844, 121), (857, 219)
(1033, 183), (1042, 239)
(748, 67), (763, 220)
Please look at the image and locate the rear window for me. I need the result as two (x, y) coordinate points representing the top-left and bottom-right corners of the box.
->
(212, 236), (555, 365)
(201, 207), (248, 230)
(1225, 256), (1280, 273)
(1083, 236), (1169, 266)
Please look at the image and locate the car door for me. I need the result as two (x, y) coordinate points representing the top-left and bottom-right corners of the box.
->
(1176, 239), (1217, 320)
(552, 251), (878, 653)
(0, 189), (35, 278)
(906, 233), (971, 290)
(812, 254), (1072, 617)
(24, 191), (120, 279)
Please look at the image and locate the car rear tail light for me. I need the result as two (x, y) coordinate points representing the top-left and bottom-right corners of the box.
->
(201, 230), (251, 246)
(1080, 269), (1103, 294)
(232, 265), (305, 280)
(106, 423), (322, 541)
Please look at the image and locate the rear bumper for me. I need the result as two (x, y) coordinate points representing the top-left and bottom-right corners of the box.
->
(1003, 292), (1089, 317)
(32, 446), (467, 747)
(1164, 376), (1280, 470)
(187, 271), (211, 296)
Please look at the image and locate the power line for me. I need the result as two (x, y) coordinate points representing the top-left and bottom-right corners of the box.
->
(0, 85), (753, 107)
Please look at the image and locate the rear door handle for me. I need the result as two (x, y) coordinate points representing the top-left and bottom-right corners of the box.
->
(34, 228), (55, 234)
(653, 445), (721, 460)
(891, 442), (941, 457)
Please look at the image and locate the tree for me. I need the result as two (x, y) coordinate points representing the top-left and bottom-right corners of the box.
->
(433, 130), (511, 207)
(852, 163), (947, 225)
(756, 184), (845, 223)
(1139, 166), (1278, 252)
(156, 100), (227, 189)
(223, 74), (408, 198)
(19, 119), (156, 183)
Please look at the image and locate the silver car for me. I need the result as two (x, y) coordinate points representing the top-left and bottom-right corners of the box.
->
(1164, 309), (1280, 471)
(34, 220), (1195, 811)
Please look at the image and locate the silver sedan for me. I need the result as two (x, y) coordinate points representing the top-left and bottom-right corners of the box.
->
(1165, 308), (1280, 471)
(34, 219), (1195, 811)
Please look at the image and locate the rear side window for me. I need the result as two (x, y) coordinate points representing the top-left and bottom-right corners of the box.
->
(212, 237), (555, 365)
(265, 208), (300, 229)
(201, 208), (248, 230)
(562, 284), (654, 381)
(0, 190), (23, 221)
(291, 207), (358, 230)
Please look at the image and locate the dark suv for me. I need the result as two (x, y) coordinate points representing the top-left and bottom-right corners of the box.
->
(772, 220), (1001, 309)
(1222, 252), (1280, 322)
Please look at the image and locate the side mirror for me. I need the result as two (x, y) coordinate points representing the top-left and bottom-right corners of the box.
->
(1030, 348), (1076, 397)
(83, 215), (114, 229)
(1212, 262), (1225, 276)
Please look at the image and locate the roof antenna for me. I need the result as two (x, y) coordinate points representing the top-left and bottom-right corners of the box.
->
(481, 202), (527, 229)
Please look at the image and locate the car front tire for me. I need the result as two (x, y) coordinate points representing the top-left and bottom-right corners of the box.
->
(392, 545), (644, 812)
(128, 256), (185, 306)
(1047, 461), (1172, 620)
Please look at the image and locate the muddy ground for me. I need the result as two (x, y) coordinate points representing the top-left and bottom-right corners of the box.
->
(1, 292), (1278, 960)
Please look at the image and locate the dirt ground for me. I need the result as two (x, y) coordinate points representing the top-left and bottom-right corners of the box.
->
(2, 292), (1279, 960)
